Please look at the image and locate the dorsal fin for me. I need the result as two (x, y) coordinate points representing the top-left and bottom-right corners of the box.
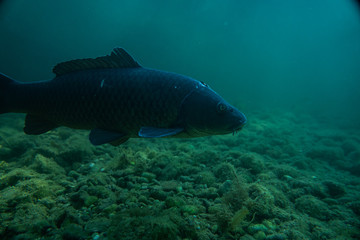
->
(53, 47), (141, 76)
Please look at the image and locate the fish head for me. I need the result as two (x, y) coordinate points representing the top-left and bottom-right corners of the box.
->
(180, 82), (247, 136)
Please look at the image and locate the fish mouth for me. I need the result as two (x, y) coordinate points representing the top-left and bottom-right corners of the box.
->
(232, 125), (244, 136)
(231, 118), (247, 136)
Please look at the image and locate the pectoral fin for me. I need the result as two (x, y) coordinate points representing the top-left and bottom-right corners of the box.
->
(89, 129), (129, 146)
(138, 127), (183, 138)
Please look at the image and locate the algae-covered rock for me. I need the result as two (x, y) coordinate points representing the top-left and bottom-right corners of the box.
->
(159, 161), (183, 180)
(148, 214), (180, 240)
(51, 205), (83, 229)
(348, 151), (360, 162)
(341, 139), (359, 155)
(323, 181), (345, 198)
(218, 180), (233, 196)
(238, 152), (265, 175)
(208, 204), (232, 231)
(214, 162), (235, 182)
(70, 190), (91, 209)
(240, 234), (257, 240)
(17, 178), (63, 199)
(103, 204), (118, 215)
(150, 187), (168, 201)
(68, 170), (81, 180)
(84, 195), (98, 207)
(1, 187), (31, 208)
(31, 153), (66, 176)
(160, 180), (181, 192)
(306, 146), (344, 162)
(248, 224), (268, 234)
(0, 168), (37, 190)
(266, 145), (284, 159)
(195, 170), (216, 186)
(62, 224), (86, 240)
(191, 150), (219, 165)
(4, 202), (49, 237)
(85, 217), (111, 233)
(288, 179), (327, 199)
(181, 204), (205, 215)
(222, 180), (249, 211)
(165, 196), (185, 208)
(0, 145), (12, 158)
(262, 220), (276, 231)
(253, 231), (266, 240)
(348, 201), (360, 216)
(265, 233), (286, 240)
(295, 195), (333, 221)
(141, 172), (156, 181)
(246, 184), (275, 219)
(196, 187), (218, 200)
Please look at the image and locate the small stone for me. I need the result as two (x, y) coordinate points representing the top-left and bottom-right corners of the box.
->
(196, 187), (218, 200)
(165, 196), (185, 208)
(62, 224), (86, 240)
(85, 217), (111, 233)
(92, 233), (100, 240)
(283, 175), (293, 180)
(179, 175), (194, 182)
(142, 172), (156, 181)
(103, 204), (118, 214)
(265, 233), (286, 240)
(254, 231), (266, 240)
(84, 195), (98, 207)
(68, 170), (81, 180)
(150, 188), (168, 201)
(138, 195), (149, 204)
(137, 177), (149, 184)
(181, 204), (205, 215)
(176, 186), (183, 192)
(248, 224), (268, 234)
(160, 180), (180, 192)
(262, 220), (276, 231)
(218, 180), (232, 196)
(32, 154), (65, 175)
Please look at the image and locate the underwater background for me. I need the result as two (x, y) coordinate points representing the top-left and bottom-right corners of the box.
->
(0, 0), (359, 239)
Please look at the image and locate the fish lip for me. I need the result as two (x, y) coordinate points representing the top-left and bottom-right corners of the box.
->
(230, 118), (247, 133)
(232, 124), (245, 132)
(235, 116), (247, 130)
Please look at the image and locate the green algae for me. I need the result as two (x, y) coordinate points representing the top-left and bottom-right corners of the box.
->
(0, 111), (359, 240)
(230, 207), (250, 231)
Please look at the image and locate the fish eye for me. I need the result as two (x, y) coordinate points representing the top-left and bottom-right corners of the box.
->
(217, 103), (227, 113)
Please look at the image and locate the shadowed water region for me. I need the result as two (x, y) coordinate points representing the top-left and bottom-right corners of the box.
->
(0, 1), (359, 239)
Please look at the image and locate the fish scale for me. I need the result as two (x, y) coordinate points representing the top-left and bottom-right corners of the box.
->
(20, 68), (195, 136)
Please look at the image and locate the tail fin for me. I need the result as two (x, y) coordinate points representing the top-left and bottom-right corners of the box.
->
(0, 72), (16, 113)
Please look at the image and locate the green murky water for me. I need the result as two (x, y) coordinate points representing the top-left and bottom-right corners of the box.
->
(0, 1), (359, 239)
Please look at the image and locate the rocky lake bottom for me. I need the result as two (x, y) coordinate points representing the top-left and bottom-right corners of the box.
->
(0, 110), (359, 240)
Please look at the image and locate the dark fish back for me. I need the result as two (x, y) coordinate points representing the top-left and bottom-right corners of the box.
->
(17, 67), (196, 136)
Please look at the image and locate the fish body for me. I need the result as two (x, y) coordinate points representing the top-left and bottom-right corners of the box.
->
(0, 48), (246, 145)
